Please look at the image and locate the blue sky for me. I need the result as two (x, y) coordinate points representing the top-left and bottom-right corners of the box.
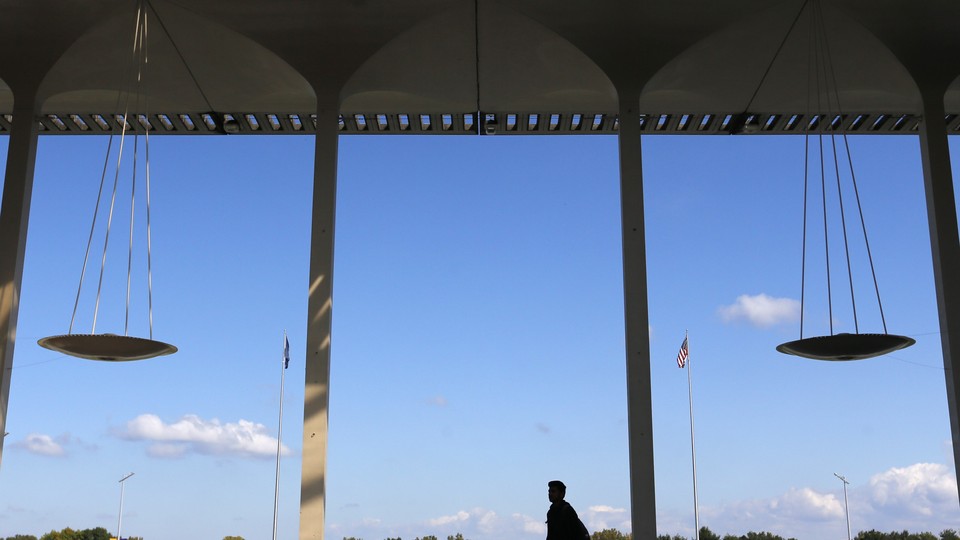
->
(0, 131), (958, 540)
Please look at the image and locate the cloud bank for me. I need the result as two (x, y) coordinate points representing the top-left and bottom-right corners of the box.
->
(325, 462), (959, 540)
(328, 507), (546, 540)
(689, 462), (959, 539)
(718, 293), (800, 327)
(867, 463), (959, 520)
(15, 433), (67, 457)
(117, 413), (291, 459)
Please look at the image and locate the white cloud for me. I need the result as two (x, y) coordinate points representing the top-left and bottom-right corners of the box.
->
(423, 508), (546, 539)
(673, 463), (960, 539)
(117, 413), (291, 459)
(427, 510), (470, 526)
(416, 506), (621, 539)
(516, 512), (546, 535)
(770, 487), (844, 520)
(585, 504), (630, 533)
(328, 463), (960, 540)
(867, 462), (959, 518)
(17, 433), (66, 457)
(718, 293), (800, 327)
(476, 509), (499, 533)
(331, 507), (545, 540)
(428, 395), (449, 407)
(145, 442), (189, 458)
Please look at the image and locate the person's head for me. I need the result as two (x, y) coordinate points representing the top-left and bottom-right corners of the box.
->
(547, 480), (566, 503)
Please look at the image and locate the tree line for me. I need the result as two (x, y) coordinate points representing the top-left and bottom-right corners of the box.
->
(7, 525), (957, 540)
(335, 527), (960, 540)
(1, 527), (143, 540)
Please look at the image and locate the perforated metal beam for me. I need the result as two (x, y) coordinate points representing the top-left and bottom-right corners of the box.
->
(3, 110), (958, 136)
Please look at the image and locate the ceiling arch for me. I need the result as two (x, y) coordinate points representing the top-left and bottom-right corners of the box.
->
(340, 1), (616, 114)
(39, 0), (315, 115)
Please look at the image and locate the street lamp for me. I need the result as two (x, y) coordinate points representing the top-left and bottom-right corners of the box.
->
(117, 472), (135, 540)
(834, 473), (851, 540)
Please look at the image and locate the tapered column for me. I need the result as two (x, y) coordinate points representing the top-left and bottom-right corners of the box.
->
(300, 97), (339, 540)
(617, 92), (657, 539)
(917, 87), (960, 503)
(0, 94), (41, 469)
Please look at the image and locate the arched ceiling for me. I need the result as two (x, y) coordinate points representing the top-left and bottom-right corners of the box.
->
(0, 0), (958, 135)
(39, 1), (315, 114)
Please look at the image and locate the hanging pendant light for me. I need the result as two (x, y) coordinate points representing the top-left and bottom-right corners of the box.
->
(38, 1), (176, 362)
(774, 0), (913, 361)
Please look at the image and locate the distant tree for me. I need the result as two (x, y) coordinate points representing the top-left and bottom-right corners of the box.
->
(942, 531), (960, 540)
(417, 536), (439, 540)
(699, 527), (721, 540)
(41, 528), (78, 540)
(714, 533), (792, 540)
(385, 537), (402, 540)
(744, 533), (793, 540)
(222, 536), (245, 540)
(856, 531), (941, 540)
(595, 529), (631, 540)
(342, 537), (362, 540)
(656, 535), (685, 540)
(446, 535), (464, 540)
(5, 535), (39, 540)
(75, 528), (110, 540)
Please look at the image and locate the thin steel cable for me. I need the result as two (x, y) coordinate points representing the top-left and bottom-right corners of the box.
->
(818, 0), (889, 333)
(819, 131), (833, 334)
(740, 0), (810, 114)
(69, 5), (141, 334)
(842, 129), (886, 332)
(148, 0), (215, 112)
(829, 131), (858, 331)
(474, 0), (481, 135)
(127, 133), (138, 336)
(143, 9), (155, 340)
(94, 114), (128, 333)
(815, 1), (859, 334)
(93, 4), (143, 333)
(71, 134), (116, 334)
(813, 13), (834, 336)
(799, 3), (815, 339)
(125, 6), (145, 336)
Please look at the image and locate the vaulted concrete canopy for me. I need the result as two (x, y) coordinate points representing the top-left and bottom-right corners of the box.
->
(1, 2), (959, 540)
(38, 2), (315, 114)
(1, 0), (959, 133)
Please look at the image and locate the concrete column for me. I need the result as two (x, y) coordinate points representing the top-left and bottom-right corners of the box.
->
(917, 86), (960, 503)
(617, 92), (657, 539)
(299, 98), (339, 540)
(0, 93), (40, 469)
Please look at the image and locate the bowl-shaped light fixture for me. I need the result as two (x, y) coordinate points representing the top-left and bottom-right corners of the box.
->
(37, 2), (177, 362)
(38, 334), (177, 361)
(767, 2), (914, 361)
(776, 333), (915, 361)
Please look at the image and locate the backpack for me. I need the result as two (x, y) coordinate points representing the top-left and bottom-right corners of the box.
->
(576, 514), (590, 540)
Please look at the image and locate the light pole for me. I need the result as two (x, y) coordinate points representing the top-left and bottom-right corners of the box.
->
(117, 472), (134, 540)
(834, 473), (851, 540)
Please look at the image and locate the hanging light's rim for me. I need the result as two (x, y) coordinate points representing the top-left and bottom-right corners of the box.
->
(38, 333), (177, 361)
(776, 333), (915, 361)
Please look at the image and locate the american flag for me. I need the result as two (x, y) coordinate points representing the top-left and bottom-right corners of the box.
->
(676, 336), (689, 368)
(283, 335), (290, 369)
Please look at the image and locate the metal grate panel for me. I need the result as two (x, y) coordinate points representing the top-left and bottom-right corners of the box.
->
(0, 111), (954, 135)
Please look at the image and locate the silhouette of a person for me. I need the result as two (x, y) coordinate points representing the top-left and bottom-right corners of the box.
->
(546, 480), (589, 540)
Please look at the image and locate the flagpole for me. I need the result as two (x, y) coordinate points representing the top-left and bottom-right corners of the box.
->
(686, 330), (700, 540)
(272, 331), (288, 540)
